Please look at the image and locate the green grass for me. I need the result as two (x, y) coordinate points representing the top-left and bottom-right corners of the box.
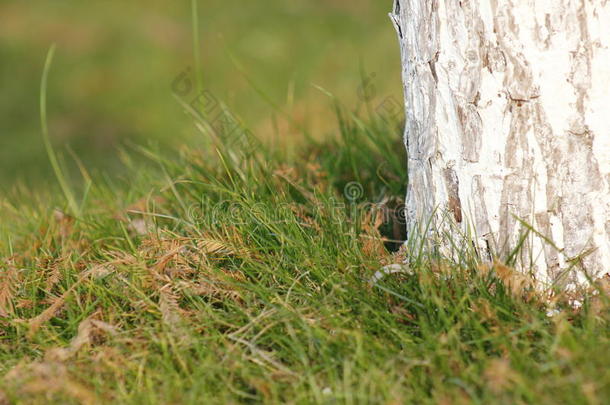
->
(1, 106), (609, 404)
(1, 3), (609, 402)
(0, 0), (400, 186)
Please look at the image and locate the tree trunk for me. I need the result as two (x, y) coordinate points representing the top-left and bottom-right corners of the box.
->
(390, 0), (610, 289)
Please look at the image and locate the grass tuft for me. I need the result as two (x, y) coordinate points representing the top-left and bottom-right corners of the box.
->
(0, 109), (609, 404)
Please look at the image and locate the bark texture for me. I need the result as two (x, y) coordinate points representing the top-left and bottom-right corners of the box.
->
(391, 0), (610, 288)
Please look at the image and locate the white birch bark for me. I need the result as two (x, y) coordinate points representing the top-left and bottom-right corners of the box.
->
(391, 0), (610, 289)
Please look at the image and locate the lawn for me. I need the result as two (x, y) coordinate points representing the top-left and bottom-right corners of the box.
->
(1, 105), (609, 403)
(1, 2), (609, 404)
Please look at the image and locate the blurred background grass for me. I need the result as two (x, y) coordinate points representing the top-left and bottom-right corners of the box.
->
(0, 0), (401, 189)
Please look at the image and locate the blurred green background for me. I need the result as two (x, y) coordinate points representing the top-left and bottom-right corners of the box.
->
(0, 0), (401, 189)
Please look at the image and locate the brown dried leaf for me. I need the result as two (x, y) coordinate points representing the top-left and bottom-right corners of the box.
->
(53, 209), (74, 239)
(484, 358), (515, 394)
(5, 360), (95, 405)
(27, 293), (71, 338)
(197, 238), (238, 256)
(88, 251), (136, 279)
(16, 299), (35, 309)
(359, 210), (390, 259)
(27, 274), (89, 339)
(158, 284), (192, 344)
(493, 260), (534, 298)
(87, 263), (114, 279)
(477, 263), (492, 277)
(159, 284), (183, 327)
(46, 316), (118, 362)
(0, 262), (19, 318)
(152, 246), (185, 274)
(176, 278), (243, 303)
(273, 164), (298, 182)
(44, 255), (69, 292)
(472, 298), (498, 325)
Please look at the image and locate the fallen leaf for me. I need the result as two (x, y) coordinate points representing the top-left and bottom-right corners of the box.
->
(46, 316), (118, 362)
